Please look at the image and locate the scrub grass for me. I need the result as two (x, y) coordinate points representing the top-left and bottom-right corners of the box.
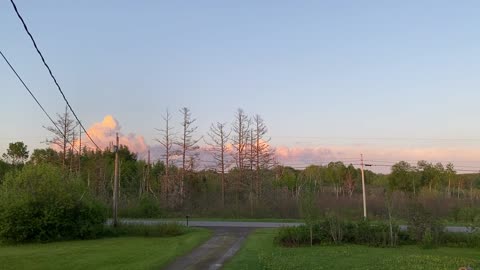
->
(225, 229), (480, 270)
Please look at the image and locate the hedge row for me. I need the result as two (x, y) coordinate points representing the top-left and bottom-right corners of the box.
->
(275, 220), (480, 248)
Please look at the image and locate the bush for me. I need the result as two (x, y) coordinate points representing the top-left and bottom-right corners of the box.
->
(452, 207), (480, 223)
(421, 228), (435, 249)
(325, 212), (345, 244)
(441, 232), (480, 248)
(119, 194), (164, 218)
(406, 202), (443, 247)
(353, 220), (399, 247)
(0, 164), (107, 243)
(275, 226), (311, 247)
(275, 220), (400, 247)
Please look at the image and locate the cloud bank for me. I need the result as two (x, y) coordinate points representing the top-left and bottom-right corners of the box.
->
(77, 115), (480, 173)
(275, 145), (480, 173)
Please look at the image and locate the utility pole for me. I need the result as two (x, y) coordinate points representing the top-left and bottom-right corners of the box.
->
(113, 133), (119, 227)
(360, 154), (367, 220)
(146, 149), (150, 193)
(78, 125), (81, 172)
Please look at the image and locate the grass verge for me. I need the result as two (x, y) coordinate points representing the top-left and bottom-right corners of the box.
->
(0, 228), (211, 270)
(224, 229), (480, 270)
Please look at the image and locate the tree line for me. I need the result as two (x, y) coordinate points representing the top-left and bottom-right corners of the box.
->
(1, 107), (479, 218)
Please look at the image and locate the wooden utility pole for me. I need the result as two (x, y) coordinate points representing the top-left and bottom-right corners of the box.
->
(360, 154), (367, 220)
(113, 133), (119, 227)
(146, 149), (150, 192)
(78, 125), (81, 172)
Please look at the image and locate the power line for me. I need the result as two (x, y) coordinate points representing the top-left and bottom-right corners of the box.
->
(271, 135), (480, 142)
(0, 49), (79, 153)
(9, 0), (100, 150)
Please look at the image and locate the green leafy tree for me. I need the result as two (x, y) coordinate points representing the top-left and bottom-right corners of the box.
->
(0, 160), (11, 184)
(417, 161), (446, 192)
(325, 162), (346, 197)
(2, 142), (29, 167)
(300, 180), (319, 246)
(389, 161), (419, 195)
(278, 166), (298, 196)
(343, 164), (358, 197)
(29, 148), (60, 165)
(445, 163), (456, 198)
(303, 165), (323, 191)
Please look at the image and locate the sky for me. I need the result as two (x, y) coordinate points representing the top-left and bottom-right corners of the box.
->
(2, 0), (480, 172)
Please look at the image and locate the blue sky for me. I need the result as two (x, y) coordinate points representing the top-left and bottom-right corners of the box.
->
(2, 1), (480, 169)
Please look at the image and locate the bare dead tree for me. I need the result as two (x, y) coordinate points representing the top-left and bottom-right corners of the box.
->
(176, 107), (201, 200)
(231, 108), (251, 205)
(155, 109), (175, 201)
(44, 106), (78, 168)
(252, 114), (274, 198)
(206, 122), (231, 206)
(232, 108), (250, 171)
(187, 153), (200, 171)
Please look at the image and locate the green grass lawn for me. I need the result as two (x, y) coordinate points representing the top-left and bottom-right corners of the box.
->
(0, 228), (211, 270)
(225, 229), (480, 270)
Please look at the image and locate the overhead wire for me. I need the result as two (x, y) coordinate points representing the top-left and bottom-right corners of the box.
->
(7, 0), (480, 159)
(9, 0), (100, 150)
(0, 49), (79, 153)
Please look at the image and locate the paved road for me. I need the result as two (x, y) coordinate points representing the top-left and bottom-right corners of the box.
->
(119, 219), (474, 233)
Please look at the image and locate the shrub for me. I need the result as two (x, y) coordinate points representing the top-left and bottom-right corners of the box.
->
(421, 228), (435, 249)
(325, 212), (345, 244)
(119, 194), (164, 218)
(275, 226), (306, 246)
(0, 164), (107, 243)
(441, 232), (480, 248)
(452, 207), (480, 223)
(406, 202), (443, 246)
(275, 220), (400, 247)
(138, 195), (162, 217)
(353, 220), (399, 247)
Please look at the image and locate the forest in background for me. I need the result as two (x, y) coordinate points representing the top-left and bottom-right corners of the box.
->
(1, 107), (480, 223)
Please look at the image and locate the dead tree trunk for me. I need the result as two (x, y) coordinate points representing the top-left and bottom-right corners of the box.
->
(155, 110), (175, 204)
(206, 122), (230, 207)
(176, 107), (201, 204)
(232, 108), (250, 208)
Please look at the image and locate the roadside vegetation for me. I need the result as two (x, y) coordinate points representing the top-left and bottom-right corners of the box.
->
(0, 163), (106, 243)
(1, 108), (480, 225)
(225, 229), (480, 270)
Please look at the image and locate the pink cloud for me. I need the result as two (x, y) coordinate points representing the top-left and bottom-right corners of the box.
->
(83, 115), (148, 154)
(274, 145), (480, 173)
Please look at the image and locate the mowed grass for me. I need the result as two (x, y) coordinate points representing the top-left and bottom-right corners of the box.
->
(225, 229), (480, 270)
(0, 228), (211, 270)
